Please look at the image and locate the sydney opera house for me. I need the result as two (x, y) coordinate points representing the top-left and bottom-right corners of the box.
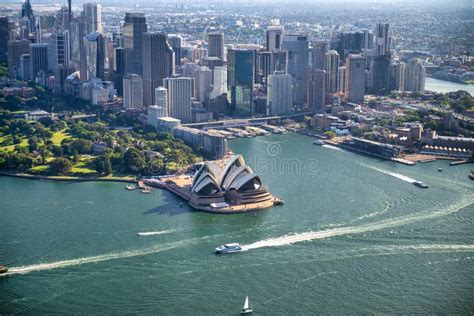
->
(183, 155), (279, 213)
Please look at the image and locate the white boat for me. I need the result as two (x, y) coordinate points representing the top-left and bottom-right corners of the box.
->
(241, 296), (253, 314)
(215, 243), (242, 254)
(313, 140), (325, 146)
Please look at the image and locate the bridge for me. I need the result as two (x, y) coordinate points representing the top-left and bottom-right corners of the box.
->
(182, 112), (314, 130)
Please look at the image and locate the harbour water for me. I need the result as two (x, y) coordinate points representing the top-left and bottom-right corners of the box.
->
(425, 77), (474, 95)
(1, 133), (473, 314)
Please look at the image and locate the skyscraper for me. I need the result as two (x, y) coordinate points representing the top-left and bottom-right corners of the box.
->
(123, 13), (147, 75)
(195, 67), (212, 102)
(83, 31), (105, 80)
(227, 48), (254, 117)
(312, 41), (328, 70)
(142, 33), (174, 106)
(325, 50), (339, 93)
(372, 54), (391, 92)
(345, 54), (365, 103)
(282, 35), (309, 105)
(21, 0), (36, 34)
(404, 58), (425, 93)
(375, 23), (390, 56)
(267, 71), (292, 116)
(83, 3), (102, 34)
(0, 17), (9, 63)
(164, 76), (194, 122)
(7, 39), (30, 78)
(123, 74), (143, 110)
(266, 25), (284, 52)
(20, 54), (31, 80)
(311, 69), (326, 111)
(208, 32), (225, 62)
(389, 62), (405, 91)
(30, 43), (49, 80)
(113, 47), (126, 95)
(168, 34), (182, 67)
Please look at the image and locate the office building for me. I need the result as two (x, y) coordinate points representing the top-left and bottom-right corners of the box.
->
(83, 31), (105, 80)
(19, 54), (31, 80)
(164, 76), (194, 122)
(113, 47), (126, 95)
(375, 23), (390, 56)
(266, 71), (292, 116)
(8, 39), (30, 78)
(123, 74), (143, 110)
(195, 67), (213, 102)
(266, 25), (284, 52)
(147, 105), (166, 128)
(325, 50), (339, 93)
(227, 48), (254, 116)
(142, 33), (174, 106)
(30, 43), (49, 81)
(311, 69), (326, 111)
(123, 13), (147, 75)
(208, 32), (225, 62)
(168, 34), (182, 67)
(0, 17), (9, 63)
(372, 54), (391, 92)
(154, 87), (168, 112)
(312, 41), (328, 70)
(338, 66), (346, 93)
(83, 2), (102, 34)
(282, 35), (309, 105)
(345, 54), (365, 103)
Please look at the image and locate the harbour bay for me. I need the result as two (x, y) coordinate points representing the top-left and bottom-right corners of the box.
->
(0, 133), (473, 314)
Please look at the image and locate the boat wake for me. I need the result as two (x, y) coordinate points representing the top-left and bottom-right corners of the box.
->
(359, 164), (416, 183)
(136, 229), (176, 236)
(322, 144), (342, 151)
(241, 198), (473, 251)
(3, 242), (182, 276)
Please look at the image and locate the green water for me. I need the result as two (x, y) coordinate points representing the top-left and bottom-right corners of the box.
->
(1, 133), (473, 314)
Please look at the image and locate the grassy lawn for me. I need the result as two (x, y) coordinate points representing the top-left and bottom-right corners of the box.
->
(71, 160), (96, 175)
(51, 130), (72, 146)
(0, 137), (28, 153)
(29, 165), (50, 172)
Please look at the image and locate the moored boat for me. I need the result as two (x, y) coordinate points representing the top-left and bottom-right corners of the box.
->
(313, 140), (325, 146)
(126, 184), (137, 190)
(141, 187), (151, 193)
(215, 243), (243, 254)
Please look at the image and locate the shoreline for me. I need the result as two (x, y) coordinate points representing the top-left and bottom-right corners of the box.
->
(0, 171), (137, 183)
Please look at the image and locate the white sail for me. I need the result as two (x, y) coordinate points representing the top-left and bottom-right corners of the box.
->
(244, 296), (249, 309)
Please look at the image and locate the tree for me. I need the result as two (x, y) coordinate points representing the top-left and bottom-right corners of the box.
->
(50, 157), (72, 175)
(324, 131), (336, 138)
(95, 155), (112, 175)
(70, 139), (93, 154)
(123, 148), (146, 173)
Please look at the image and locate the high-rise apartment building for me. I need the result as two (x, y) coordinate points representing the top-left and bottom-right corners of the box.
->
(164, 76), (194, 123)
(404, 58), (425, 93)
(266, 71), (292, 116)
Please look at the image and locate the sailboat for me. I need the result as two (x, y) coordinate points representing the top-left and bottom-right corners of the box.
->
(241, 296), (253, 314)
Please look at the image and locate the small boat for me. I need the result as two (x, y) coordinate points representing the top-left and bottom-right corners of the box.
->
(241, 296), (253, 314)
(215, 243), (243, 254)
(413, 180), (429, 188)
(313, 140), (325, 146)
(469, 171), (474, 180)
(0, 265), (8, 274)
(141, 187), (151, 193)
(126, 184), (137, 190)
(438, 168), (443, 172)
